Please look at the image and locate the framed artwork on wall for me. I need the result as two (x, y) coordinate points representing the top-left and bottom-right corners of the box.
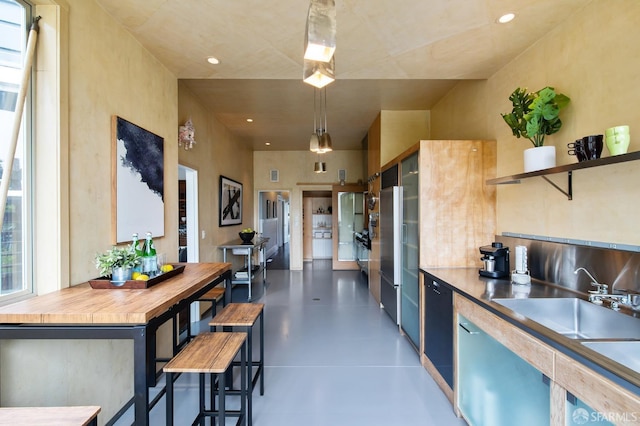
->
(111, 116), (164, 244)
(266, 200), (271, 219)
(273, 200), (277, 218)
(219, 175), (242, 226)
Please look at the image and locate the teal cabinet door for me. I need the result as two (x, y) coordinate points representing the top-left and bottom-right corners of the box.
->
(457, 314), (550, 426)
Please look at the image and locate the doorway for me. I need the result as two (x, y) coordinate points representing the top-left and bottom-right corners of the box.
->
(332, 184), (366, 270)
(178, 165), (199, 263)
(302, 191), (332, 263)
(178, 164), (200, 322)
(258, 191), (290, 270)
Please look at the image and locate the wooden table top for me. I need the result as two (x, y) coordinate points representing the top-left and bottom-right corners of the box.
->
(0, 263), (231, 325)
(0, 406), (100, 425)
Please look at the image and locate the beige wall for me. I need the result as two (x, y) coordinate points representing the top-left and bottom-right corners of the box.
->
(67, 2), (179, 280)
(2, 0), (179, 422)
(253, 150), (364, 269)
(380, 110), (430, 166)
(431, 0), (640, 246)
(178, 82), (254, 266)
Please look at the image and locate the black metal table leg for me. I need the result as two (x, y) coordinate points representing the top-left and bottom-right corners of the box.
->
(165, 372), (174, 426)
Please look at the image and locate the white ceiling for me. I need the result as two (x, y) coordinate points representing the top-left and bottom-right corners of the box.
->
(95, 0), (589, 151)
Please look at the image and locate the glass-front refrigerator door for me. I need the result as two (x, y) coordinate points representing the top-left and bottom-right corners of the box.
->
(400, 152), (420, 348)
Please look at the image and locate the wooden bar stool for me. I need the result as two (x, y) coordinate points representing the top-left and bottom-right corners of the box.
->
(209, 303), (264, 426)
(198, 286), (226, 318)
(164, 332), (247, 426)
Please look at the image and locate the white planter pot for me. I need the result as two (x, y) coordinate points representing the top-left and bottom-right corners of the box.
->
(524, 146), (556, 173)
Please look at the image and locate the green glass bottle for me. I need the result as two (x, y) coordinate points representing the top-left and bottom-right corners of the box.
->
(143, 232), (157, 276)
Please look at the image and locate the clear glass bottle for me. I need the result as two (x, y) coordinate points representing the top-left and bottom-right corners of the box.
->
(131, 233), (142, 273)
(142, 232), (157, 276)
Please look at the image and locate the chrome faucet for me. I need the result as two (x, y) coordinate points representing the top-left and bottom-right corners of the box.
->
(574, 267), (607, 294)
(574, 267), (637, 311)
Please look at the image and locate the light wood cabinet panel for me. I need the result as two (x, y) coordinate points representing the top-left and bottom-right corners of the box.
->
(419, 140), (496, 268)
(555, 352), (640, 425)
(550, 381), (566, 426)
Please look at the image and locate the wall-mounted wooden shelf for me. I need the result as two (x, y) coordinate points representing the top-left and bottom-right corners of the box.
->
(486, 151), (640, 200)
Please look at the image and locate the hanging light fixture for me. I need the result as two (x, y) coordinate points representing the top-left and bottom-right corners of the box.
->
(304, 0), (336, 63)
(309, 89), (320, 151)
(303, 55), (335, 89)
(309, 87), (333, 154)
(318, 87), (332, 153)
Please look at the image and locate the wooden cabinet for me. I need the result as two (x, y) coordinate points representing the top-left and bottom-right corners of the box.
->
(454, 294), (639, 426)
(457, 313), (551, 425)
(418, 139), (496, 269)
(555, 351), (638, 425)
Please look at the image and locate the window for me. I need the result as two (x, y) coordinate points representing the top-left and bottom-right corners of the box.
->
(0, 0), (33, 300)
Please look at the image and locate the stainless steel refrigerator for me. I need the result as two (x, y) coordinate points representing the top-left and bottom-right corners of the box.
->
(379, 184), (402, 325)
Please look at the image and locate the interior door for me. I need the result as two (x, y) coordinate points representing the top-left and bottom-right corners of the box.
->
(332, 183), (366, 270)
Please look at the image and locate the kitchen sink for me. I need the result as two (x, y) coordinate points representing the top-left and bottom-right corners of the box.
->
(582, 341), (640, 374)
(493, 298), (640, 339)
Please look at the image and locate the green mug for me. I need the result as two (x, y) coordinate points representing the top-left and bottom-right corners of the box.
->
(606, 135), (630, 155)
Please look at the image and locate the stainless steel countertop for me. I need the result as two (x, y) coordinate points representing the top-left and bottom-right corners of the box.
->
(421, 267), (640, 396)
(218, 236), (269, 249)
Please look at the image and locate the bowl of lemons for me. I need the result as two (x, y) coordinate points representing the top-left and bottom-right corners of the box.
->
(239, 228), (255, 243)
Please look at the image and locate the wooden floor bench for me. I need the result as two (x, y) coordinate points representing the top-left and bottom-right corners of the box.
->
(163, 332), (247, 426)
(0, 406), (101, 425)
(210, 303), (265, 426)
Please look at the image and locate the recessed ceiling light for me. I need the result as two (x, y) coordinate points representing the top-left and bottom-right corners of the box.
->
(265, 142), (271, 146)
(246, 118), (253, 123)
(497, 13), (515, 24)
(207, 56), (220, 65)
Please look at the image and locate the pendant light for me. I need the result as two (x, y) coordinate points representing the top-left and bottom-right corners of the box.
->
(303, 55), (335, 89)
(309, 89), (320, 151)
(317, 87), (332, 153)
(304, 0), (336, 63)
(309, 87), (332, 154)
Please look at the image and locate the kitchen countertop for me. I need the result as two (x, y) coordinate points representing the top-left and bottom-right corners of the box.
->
(421, 267), (640, 395)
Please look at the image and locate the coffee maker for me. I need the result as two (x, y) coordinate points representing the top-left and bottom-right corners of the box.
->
(479, 242), (510, 278)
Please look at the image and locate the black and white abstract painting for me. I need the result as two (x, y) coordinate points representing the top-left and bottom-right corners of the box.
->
(219, 175), (242, 226)
(112, 116), (164, 243)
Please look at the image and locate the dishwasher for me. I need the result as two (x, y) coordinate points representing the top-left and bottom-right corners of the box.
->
(423, 273), (454, 388)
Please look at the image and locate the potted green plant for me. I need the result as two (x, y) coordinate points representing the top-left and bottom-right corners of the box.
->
(95, 246), (142, 285)
(501, 86), (570, 172)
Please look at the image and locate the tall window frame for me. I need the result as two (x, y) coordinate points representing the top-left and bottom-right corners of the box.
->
(0, 0), (35, 302)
